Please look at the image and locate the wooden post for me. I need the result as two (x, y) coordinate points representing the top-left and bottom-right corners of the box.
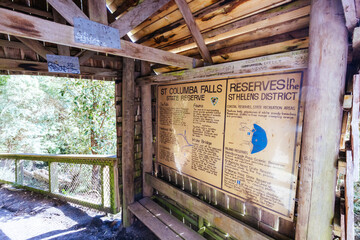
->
(295, 0), (348, 239)
(49, 162), (58, 193)
(115, 79), (122, 213)
(15, 159), (23, 185)
(141, 61), (153, 197)
(122, 58), (135, 227)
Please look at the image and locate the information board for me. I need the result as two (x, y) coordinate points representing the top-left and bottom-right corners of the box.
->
(157, 71), (304, 220)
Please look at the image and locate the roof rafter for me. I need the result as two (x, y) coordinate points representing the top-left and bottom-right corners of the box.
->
(174, 0), (213, 64)
(0, 8), (198, 68)
(17, 37), (55, 60)
(110, 0), (171, 38)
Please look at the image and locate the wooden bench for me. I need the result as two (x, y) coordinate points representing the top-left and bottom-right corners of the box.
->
(128, 197), (205, 240)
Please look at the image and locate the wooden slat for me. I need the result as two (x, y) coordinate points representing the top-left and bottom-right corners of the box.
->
(138, 0), (291, 48)
(110, 0), (170, 38)
(0, 58), (118, 77)
(128, 201), (180, 240)
(53, 10), (71, 56)
(0, 0), (53, 19)
(17, 37), (54, 60)
(353, 27), (360, 59)
(345, 150), (355, 240)
(88, 0), (108, 25)
(78, 50), (97, 65)
(122, 57), (135, 227)
(295, 0), (348, 238)
(163, 1), (310, 54)
(139, 197), (206, 240)
(342, 0), (358, 32)
(47, 0), (89, 25)
(352, 75), (360, 180)
(146, 174), (273, 240)
(174, 0), (212, 64)
(0, 8), (198, 68)
(137, 49), (308, 85)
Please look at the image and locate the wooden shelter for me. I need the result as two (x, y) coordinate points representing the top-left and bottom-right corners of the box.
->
(0, 0), (358, 239)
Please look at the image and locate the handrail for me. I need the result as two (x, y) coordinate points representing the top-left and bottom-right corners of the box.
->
(0, 153), (116, 164)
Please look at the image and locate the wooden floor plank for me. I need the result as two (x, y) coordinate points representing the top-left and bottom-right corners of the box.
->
(128, 202), (181, 240)
(139, 197), (206, 240)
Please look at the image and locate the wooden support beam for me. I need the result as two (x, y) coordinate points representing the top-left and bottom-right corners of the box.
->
(162, 1), (310, 53)
(17, 37), (54, 60)
(137, 50), (308, 85)
(53, 10), (70, 56)
(141, 61), (153, 197)
(78, 51), (97, 65)
(351, 75), (360, 180)
(341, 0), (358, 32)
(146, 174), (273, 240)
(0, 0), (53, 19)
(174, 0), (212, 64)
(88, 0), (108, 25)
(47, 0), (89, 25)
(295, 0), (348, 239)
(345, 150), (355, 240)
(110, 0), (170, 38)
(0, 58), (118, 77)
(122, 58), (135, 227)
(0, 8), (198, 68)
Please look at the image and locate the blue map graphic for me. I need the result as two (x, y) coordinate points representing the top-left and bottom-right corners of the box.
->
(250, 124), (267, 154)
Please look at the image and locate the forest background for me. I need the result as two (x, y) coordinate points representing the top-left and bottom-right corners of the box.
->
(0, 75), (116, 155)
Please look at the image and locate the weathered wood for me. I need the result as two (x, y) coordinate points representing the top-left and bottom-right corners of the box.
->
(139, 197), (206, 239)
(128, 201), (180, 240)
(0, 8), (198, 68)
(345, 150), (355, 239)
(110, 0), (170, 38)
(341, 0), (358, 32)
(340, 112), (350, 152)
(49, 162), (58, 193)
(179, 16), (310, 57)
(137, 50), (308, 85)
(138, 0), (291, 48)
(131, 0), (212, 42)
(17, 37), (54, 60)
(122, 57), (135, 227)
(47, 0), (89, 25)
(295, 0), (348, 239)
(353, 27), (360, 59)
(174, 0), (212, 64)
(146, 173), (273, 240)
(88, 0), (108, 25)
(79, 51), (97, 65)
(141, 61), (153, 197)
(352, 75), (360, 180)
(53, 10), (71, 56)
(0, 58), (118, 77)
(0, 0), (53, 19)
(164, 3), (310, 54)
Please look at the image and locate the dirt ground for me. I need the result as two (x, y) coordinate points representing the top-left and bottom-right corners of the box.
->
(0, 183), (158, 240)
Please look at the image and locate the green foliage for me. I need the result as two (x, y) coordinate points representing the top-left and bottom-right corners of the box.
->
(0, 75), (116, 154)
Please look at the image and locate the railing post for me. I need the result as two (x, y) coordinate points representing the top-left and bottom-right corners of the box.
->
(15, 159), (23, 185)
(110, 163), (116, 213)
(49, 162), (58, 193)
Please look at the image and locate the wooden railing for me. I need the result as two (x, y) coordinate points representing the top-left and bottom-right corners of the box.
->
(0, 153), (119, 213)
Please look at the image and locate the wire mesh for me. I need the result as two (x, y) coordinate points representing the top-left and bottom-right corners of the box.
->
(23, 160), (49, 191)
(0, 155), (115, 212)
(0, 158), (15, 182)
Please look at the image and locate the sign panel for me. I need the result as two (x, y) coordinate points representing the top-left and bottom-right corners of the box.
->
(74, 17), (121, 49)
(157, 71), (304, 220)
(47, 54), (80, 74)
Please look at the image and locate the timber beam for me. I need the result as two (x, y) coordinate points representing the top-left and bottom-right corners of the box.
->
(0, 8), (199, 68)
(136, 50), (308, 85)
(0, 58), (118, 78)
